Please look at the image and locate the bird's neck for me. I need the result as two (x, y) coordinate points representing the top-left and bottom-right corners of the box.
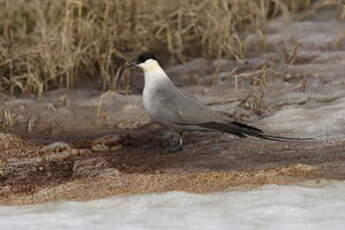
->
(143, 64), (172, 90)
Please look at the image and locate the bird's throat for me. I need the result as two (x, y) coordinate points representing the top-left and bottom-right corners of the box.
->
(143, 65), (171, 91)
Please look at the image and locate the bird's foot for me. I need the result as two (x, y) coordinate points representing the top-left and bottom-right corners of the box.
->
(161, 132), (183, 154)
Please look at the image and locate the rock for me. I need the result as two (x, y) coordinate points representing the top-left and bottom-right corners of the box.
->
(91, 135), (122, 152)
(247, 19), (344, 52)
(40, 142), (71, 153)
(166, 58), (215, 86)
(39, 151), (72, 161)
(39, 142), (75, 161)
(72, 157), (115, 177)
(53, 95), (69, 108)
(262, 99), (345, 139)
(266, 92), (309, 107)
(91, 144), (108, 152)
(96, 91), (150, 129)
(212, 59), (237, 72)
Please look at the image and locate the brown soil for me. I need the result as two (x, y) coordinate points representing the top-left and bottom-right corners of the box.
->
(0, 128), (344, 205)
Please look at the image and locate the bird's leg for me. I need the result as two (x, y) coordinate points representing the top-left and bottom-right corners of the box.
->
(162, 132), (183, 154)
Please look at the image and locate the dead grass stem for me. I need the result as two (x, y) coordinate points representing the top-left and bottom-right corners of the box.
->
(0, 0), (313, 96)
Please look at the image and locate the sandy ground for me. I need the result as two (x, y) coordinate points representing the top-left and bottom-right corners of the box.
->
(1, 8), (345, 205)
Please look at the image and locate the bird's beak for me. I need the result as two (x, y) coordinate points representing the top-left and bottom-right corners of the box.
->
(127, 60), (138, 69)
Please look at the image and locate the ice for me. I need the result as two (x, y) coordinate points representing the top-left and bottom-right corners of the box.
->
(1, 183), (345, 230)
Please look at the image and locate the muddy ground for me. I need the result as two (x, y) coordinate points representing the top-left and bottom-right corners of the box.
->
(1, 9), (345, 205)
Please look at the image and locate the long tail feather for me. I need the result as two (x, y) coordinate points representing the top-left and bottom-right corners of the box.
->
(196, 122), (312, 141)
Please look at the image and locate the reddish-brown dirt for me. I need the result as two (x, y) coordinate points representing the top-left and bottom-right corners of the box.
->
(0, 126), (344, 205)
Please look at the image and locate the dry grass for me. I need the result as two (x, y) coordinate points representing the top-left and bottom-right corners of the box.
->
(0, 0), (313, 96)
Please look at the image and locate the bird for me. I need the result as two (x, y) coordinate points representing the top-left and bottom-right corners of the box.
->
(128, 52), (311, 153)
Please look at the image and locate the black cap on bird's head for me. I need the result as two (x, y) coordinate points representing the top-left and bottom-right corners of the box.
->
(137, 52), (157, 64)
(128, 52), (158, 68)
